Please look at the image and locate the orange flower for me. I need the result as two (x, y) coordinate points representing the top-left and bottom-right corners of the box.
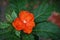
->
(12, 11), (35, 34)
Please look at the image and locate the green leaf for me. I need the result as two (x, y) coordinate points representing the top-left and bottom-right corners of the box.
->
(11, 10), (17, 20)
(35, 4), (54, 23)
(9, 0), (28, 12)
(22, 34), (34, 40)
(0, 22), (10, 29)
(0, 26), (12, 35)
(0, 25), (19, 40)
(32, 0), (48, 19)
(33, 22), (60, 39)
(6, 10), (17, 22)
(6, 14), (12, 22)
(47, 32), (60, 40)
(34, 4), (49, 19)
(0, 33), (20, 40)
(5, 35), (19, 40)
(32, 0), (54, 23)
(15, 30), (20, 37)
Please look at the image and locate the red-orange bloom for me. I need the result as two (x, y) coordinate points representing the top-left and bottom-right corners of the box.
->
(12, 11), (35, 34)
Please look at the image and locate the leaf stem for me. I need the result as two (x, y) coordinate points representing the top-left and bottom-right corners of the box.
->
(35, 20), (48, 25)
(20, 31), (23, 40)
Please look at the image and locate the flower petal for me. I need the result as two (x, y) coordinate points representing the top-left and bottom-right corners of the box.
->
(26, 21), (35, 28)
(19, 11), (34, 23)
(12, 18), (25, 30)
(23, 26), (32, 34)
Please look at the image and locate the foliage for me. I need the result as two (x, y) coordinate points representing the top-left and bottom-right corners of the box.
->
(0, 0), (60, 40)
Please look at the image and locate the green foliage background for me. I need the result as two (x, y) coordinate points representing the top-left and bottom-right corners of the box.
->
(0, 0), (60, 40)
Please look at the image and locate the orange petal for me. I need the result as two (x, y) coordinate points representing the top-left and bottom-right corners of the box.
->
(19, 11), (34, 23)
(26, 21), (35, 28)
(12, 18), (25, 31)
(23, 26), (32, 34)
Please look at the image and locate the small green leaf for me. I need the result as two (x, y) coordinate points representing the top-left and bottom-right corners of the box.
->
(6, 10), (17, 22)
(15, 30), (20, 37)
(22, 34), (34, 40)
(0, 22), (10, 29)
(6, 14), (12, 22)
(11, 10), (17, 20)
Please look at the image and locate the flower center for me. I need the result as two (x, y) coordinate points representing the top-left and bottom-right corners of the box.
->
(23, 20), (27, 23)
